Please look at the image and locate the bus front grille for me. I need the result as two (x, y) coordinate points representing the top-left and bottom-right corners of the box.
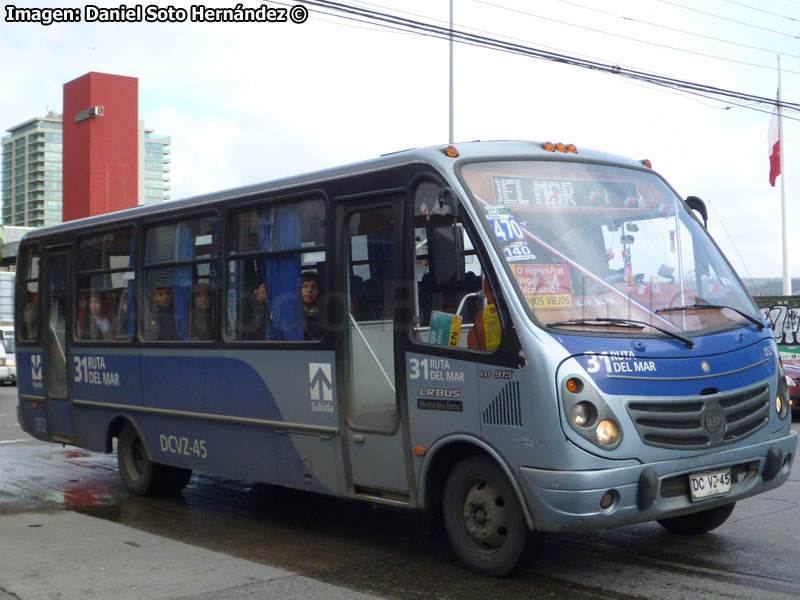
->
(626, 384), (770, 450)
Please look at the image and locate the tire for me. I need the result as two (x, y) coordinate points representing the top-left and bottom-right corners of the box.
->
(657, 502), (736, 534)
(443, 455), (531, 577)
(117, 424), (193, 496)
(117, 423), (159, 496)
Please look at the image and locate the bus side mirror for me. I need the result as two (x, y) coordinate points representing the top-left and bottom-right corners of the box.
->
(430, 224), (465, 287)
(685, 196), (708, 228)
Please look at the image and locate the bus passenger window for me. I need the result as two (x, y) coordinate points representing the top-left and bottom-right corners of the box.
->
(18, 246), (41, 342)
(225, 198), (326, 342)
(75, 229), (136, 343)
(142, 215), (218, 342)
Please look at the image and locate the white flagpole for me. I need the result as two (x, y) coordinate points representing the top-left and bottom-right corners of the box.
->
(778, 55), (792, 295)
(449, 0), (454, 144)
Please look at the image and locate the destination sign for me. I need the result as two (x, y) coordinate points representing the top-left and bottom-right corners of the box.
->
(492, 176), (640, 210)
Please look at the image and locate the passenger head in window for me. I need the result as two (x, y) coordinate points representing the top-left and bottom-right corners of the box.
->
(301, 272), (323, 340)
(82, 292), (113, 341)
(148, 286), (176, 340)
(237, 278), (268, 340)
(190, 283), (214, 341)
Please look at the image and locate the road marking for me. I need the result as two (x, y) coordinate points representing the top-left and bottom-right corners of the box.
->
(0, 439), (30, 444)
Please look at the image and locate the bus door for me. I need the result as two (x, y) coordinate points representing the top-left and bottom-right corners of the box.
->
(42, 249), (75, 443)
(338, 199), (412, 501)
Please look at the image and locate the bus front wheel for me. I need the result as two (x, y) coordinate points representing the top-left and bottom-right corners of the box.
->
(443, 455), (530, 577)
(657, 502), (736, 534)
(117, 424), (192, 496)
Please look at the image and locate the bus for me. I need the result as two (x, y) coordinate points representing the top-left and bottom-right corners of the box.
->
(15, 140), (797, 576)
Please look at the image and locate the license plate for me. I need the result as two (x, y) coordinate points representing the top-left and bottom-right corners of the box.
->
(689, 468), (731, 501)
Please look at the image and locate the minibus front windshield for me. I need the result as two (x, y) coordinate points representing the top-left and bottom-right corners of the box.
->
(460, 160), (760, 337)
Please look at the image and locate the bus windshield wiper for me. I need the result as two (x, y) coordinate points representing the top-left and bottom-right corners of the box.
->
(546, 317), (694, 349)
(655, 303), (764, 330)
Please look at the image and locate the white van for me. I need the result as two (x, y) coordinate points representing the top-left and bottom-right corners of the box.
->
(0, 327), (15, 385)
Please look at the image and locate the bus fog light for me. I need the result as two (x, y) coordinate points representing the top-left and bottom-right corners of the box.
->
(776, 395), (787, 418)
(596, 419), (620, 446)
(600, 490), (617, 509)
(571, 402), (592, 427)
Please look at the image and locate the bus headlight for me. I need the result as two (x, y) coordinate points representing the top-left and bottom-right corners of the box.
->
(561, 374), (623, 450)
(596, 419), (621, 446)
(571, 402), (592, 426)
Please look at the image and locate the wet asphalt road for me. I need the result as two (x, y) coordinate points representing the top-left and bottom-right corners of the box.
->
(1, 385), (799, 599)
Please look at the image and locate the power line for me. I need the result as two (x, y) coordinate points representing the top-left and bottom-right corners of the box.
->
(471, 0), (800, 74)
(547, 0), (800, 60)
(719, 0), (800, 23)
(654, 0), (800, 39)
(334, 0), (795, 114)
(296, 0), (800, 120)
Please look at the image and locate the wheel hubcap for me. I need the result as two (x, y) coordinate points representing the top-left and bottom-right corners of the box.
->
(462, 479), (510, 550)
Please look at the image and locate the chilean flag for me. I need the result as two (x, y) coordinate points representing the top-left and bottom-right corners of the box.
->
(769, 104), (781, 187)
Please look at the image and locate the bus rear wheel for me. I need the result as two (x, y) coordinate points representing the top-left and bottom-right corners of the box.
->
(657, 502), (736, 534)
(117, 424), (192, 496)
(443, 455), (530, 577)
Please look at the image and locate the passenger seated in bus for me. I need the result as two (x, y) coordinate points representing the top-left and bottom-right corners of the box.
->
(301, 272), (323, 340)
(82, 292), (113, 341)
(147, 286), (177, 340)
(467, 279), (501, 351)
(237, 279), (268, 340)
(189, 283), (214, 341)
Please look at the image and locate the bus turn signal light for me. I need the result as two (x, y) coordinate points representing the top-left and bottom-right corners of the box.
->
(640, 159), (652, 168)
(543, 142), (578, 154)
(413, 446), (427, 456)
(566, 377), (583, 394)
(444, 145), (459, 158)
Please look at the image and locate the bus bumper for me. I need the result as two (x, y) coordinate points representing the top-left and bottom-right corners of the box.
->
(518, 430), (797, 533)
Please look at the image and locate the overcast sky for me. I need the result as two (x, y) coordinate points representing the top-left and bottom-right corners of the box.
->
(2, 0), (799, 281)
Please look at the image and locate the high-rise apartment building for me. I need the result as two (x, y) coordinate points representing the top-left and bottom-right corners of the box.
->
(1, 111), (64, 227)
(140, 124), (171, 205)
(1, 106), (171, 226)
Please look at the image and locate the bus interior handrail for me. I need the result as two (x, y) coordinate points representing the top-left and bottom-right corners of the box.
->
(348, 312), (395, 394)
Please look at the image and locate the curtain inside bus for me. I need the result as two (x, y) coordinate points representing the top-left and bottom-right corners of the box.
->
(173, 223), (194, 340)
(261, 205), (303, 340)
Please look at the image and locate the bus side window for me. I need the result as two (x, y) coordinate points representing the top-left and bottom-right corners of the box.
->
(18, 246), (40, 342)
(142, 215), (218, 342)
(225, 198), (326, 342)
(74, 229), (136, 342)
